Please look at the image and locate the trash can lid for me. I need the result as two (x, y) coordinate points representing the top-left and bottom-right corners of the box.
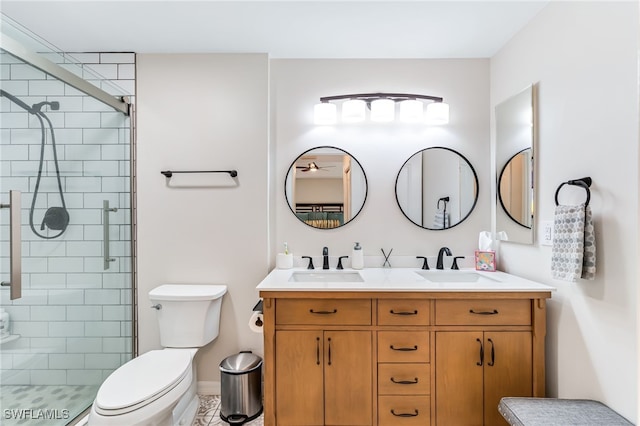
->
(220, 351), (263, 374)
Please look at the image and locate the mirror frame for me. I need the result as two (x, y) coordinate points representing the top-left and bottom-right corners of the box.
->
(394, 146), (479, 231)
(284, 145), (368, 229)
(497, 147), (532, 229)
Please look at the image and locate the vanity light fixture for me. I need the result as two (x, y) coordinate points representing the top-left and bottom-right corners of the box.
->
(314, 92), (449, 125)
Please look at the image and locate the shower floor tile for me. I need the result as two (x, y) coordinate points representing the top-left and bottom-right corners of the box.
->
(0, 385), (98, 426)
(193, 395), (264, 426)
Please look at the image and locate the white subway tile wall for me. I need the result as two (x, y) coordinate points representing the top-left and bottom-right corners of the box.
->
(0, 51), (135, 387)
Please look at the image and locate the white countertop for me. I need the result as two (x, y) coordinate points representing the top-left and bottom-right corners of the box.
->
(256, 268), (556, 293)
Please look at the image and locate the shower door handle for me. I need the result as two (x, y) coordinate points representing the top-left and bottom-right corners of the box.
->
(103, 200), (118, 270)
(1, 190), (22, 300)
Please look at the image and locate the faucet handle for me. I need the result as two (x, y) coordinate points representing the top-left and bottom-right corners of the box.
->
(452, 256), (465, 270)
(337, 256), (348, 270)
(302, 256), (314, 270)
(416, 256), (430, 270)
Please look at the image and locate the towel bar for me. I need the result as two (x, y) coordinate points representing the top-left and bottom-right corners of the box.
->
(160, 170), (238, 178)
(555, 177), (591, 206)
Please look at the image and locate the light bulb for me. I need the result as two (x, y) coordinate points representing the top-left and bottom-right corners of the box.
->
(425, 102), (450, 125)
(399, 99), (424, 123)
(342, 99), (366, 122)
(370, 99), (395, 122)
(314, 102), (336, 125)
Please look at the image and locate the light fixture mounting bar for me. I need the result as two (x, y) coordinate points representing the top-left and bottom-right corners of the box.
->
(319, 92), (443, 103)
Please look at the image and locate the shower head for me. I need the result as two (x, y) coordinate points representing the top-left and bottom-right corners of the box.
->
(31, 101), (60, 112)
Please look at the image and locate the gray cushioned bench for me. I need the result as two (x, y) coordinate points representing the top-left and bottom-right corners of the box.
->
(499, 397), (634, 426)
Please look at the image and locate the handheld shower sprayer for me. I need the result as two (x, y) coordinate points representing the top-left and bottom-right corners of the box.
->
(1, 89), (69, 239)
(31, 100), (60, 112)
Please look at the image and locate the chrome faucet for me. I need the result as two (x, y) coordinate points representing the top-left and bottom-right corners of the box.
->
(436, 247), (452, 269)
(322, 247), (329, 270)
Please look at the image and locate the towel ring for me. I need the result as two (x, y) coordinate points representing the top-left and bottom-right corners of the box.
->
(438, 196), (450, 209)
(555, 177), (592, 207)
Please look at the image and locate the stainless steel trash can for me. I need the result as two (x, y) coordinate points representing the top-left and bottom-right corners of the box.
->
(219, 351), (263, 425)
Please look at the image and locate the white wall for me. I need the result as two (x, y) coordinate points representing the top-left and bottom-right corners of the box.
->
(136, 54), (269, 385)
(272, 59), (490, 267)
(491, 2), (639, 422)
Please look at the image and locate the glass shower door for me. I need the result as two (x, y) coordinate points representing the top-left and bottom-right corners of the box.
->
(0, 21), (134, 425)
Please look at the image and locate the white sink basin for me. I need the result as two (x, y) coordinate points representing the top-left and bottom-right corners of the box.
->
(289, 271), (364, 283)
(415, 271), (501, 283)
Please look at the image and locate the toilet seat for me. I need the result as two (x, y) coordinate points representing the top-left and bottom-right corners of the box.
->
(94, 349), (192, 416)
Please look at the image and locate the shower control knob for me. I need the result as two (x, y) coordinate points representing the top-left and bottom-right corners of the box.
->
(151, 304), (162, 310)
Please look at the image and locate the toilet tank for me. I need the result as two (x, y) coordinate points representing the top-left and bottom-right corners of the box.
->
(149, 284), (227, 348)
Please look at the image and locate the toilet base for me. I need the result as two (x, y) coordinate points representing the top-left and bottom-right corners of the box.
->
(172, 381), (199, 426)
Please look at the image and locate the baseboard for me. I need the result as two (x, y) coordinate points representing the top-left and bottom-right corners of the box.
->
(198, 380), (221, 395)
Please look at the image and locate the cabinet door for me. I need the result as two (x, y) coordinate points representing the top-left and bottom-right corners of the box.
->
(484, 332), (532, 426)
(275, 331), (324, 425)
(436, 332), (484, 426)
(324, 331), (372, 426)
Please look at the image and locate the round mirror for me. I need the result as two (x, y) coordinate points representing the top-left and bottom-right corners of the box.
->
(395, 147), (478, 230)
(285, 146), (368, 229)
(498, 148), (532, 229)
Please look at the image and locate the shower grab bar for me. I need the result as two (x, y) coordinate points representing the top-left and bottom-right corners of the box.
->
(1, 190), (22, 300)
(103, 200), (118, 270)
(160, 170), (238, 178)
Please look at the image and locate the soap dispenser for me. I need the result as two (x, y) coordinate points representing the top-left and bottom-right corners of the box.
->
(352, 242), (364, 270)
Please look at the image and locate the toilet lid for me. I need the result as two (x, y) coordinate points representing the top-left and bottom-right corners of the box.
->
(96, 350), (191, 412)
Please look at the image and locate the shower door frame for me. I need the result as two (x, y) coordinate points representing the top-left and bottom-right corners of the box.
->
(0, 33), (138, 424)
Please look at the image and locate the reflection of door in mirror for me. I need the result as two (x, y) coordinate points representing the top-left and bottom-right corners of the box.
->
(495, 85), (535, 244)
(499, 149), (532, 227)
(395, 147), (479, 230)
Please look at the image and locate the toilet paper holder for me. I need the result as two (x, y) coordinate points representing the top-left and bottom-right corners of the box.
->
(252, 300), (263, 313)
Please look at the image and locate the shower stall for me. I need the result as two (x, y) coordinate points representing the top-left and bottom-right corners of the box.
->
(0, 16), (135, 425)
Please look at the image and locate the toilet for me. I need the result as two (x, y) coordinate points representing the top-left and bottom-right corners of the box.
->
(89, 284), (227, 426)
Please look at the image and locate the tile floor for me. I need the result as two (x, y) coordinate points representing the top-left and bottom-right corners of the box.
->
(193, 395), (264, 426)
(0, 385), (99, 426)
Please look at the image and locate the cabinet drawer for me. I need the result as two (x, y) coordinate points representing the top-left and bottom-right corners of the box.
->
(379, 396), (431, 426)
(378, 299), (430, 326)
(378, 331), (430, 363)
(435, 299), (531, 325)
(276, 299), (371, 325)
(378, 363), (430, 395)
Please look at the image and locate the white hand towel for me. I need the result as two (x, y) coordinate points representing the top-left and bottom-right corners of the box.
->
(551, 203), (596, 282)
(433, 209), (450, 229)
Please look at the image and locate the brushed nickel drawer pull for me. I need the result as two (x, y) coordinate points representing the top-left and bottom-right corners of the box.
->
(469, 309), (499, 315)
(391, 409), (419, 417)
(390, 377), (419, 385)
(390, 309), (418, 315)
(309, 309), (338, 314)
(390, 345), (418, 351)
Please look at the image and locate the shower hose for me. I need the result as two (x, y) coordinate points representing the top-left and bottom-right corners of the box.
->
(1, 89), (69, 239)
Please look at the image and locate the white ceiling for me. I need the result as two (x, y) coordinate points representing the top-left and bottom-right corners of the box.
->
(0, 1), (550, 58)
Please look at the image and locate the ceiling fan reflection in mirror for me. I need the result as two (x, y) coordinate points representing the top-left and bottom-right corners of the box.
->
(296, 162), (335, 172)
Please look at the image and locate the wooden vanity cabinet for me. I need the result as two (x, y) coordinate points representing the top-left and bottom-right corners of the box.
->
(271, 298), (373, 426)
(260, 292), (549, 426)
(377, 299), (431, 426)
(435, 299), (537, 426)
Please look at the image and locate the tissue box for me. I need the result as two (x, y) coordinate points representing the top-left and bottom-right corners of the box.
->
(475, 251), (496, 272)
